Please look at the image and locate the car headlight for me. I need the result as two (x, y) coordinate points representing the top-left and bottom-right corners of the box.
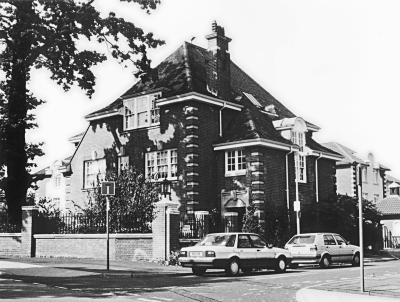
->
(179, 251), (187, 257)
(206, 251), (215, 257)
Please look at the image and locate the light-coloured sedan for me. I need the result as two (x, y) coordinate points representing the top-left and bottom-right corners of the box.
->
(284, 232), (360, 268)
(179, 232), (293, 276)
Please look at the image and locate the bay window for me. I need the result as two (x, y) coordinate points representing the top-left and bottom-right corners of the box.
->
(124, 93), (161, 130)
(84, 159), (106, 188)
(145, 149), (177, 180)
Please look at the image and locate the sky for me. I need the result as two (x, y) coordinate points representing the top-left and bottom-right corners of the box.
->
(25, 0), (400, 178)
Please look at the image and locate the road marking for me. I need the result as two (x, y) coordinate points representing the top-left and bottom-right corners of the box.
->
(138, 299), (163, 302)
(0, 261), (43, 269)
(151, 297), (173, 301)
(260, 272), (318, 279)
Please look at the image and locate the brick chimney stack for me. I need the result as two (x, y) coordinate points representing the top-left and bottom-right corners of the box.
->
(205, 21), (232, 101)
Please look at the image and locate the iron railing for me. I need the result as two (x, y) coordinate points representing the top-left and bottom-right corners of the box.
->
(36, 213), (152, 234)
(0, 213), (21, 233)
(179, 216), (206, 239)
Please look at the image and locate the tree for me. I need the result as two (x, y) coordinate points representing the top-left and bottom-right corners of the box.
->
(79, 166), (159, 233)
(301, 194), (382, 249)
(0, 0), (164, 221)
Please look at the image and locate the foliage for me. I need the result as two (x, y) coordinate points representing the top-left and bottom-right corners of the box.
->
(301, 194), (382, 249)
(0, 0), (164, 221)
(242, 202), (263, 236)
(263, 204), (289, 247)
(80, 166), (159, 233)
(153, 250), (180, 266)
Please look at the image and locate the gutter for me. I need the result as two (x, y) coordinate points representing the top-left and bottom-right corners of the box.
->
(315, 152), (322, 202)
(286, 146), (294, 232)
(219, 102), (226, 137)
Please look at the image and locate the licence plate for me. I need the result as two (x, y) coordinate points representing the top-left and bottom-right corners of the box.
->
(190, 252), (202, 257)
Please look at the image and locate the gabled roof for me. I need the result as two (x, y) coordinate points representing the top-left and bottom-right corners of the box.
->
(377, 195), (400, 215)
(322, 142), (365, 165)
(387, 174), (400, 184)
(33, 156), (72, 177)
(86, 42), (295, 120)
(86, 40), (339, 159)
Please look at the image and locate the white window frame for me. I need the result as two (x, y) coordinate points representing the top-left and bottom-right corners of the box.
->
(54, 174), (62, 188)
(225, 149), (246, 176)
(291, 131), (305, 149)
(362, 166), (367, 183)
(84, 159), (106, 189)
(118, 156), (129, 174)
(373, 169), (379, 184)
(295, 153), (307, 183)
(145, 149), (177, 180)
(123, 93), (161, 131)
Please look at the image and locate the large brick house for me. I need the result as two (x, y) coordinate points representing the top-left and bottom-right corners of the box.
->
(34, 22), (342, 237)
(322, 142), (389, 203)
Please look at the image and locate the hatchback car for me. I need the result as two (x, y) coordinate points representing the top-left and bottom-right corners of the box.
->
(284, 232), (360, 268)
(179, 232), (293, 276)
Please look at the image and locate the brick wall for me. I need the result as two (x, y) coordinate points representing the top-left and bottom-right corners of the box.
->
(0, 234), (21, 257)
(34, 234), (152, 260)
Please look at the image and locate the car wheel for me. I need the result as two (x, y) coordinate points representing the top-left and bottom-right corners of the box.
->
(274, 257), (287, 273)
(225, 258), (240, 276)
(319, 255), (331, 269)
(352, 253), (360, 267)
(192, 267), (206, 276)
(241, 267), (252, 274)
(290, 263), (299, 269)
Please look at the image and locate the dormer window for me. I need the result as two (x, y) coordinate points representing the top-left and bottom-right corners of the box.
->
(124, 93), (161, 130)
(291, 131), (305, 149)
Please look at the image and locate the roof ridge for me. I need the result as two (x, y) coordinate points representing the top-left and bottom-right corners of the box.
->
(183, 42), (194, 91)
(333, 142), (355, 163)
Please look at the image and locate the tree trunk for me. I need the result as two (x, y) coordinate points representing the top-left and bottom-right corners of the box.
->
(3, 2), (34, 222)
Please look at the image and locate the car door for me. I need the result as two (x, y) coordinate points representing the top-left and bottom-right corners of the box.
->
(236, 234), (257, 268)
(334, 234), (352, 262)
(249, 234), (275, 268)
(323, 234), (341, 263)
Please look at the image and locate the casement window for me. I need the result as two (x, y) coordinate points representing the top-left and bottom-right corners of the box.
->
(295, 153), (306, 183)
(373, 169), (379, 184)
(374, 194), (379, 203)
(225, 150), (246, 176)
(54, 174), (62, 188)
(124, 93), (161, 130)
(145, 149), (177, 180)
(362, 166), (367, 183)
(118, 156), (129, 174)
(84, 159), (106, 188)
(291, 131), (305, 149)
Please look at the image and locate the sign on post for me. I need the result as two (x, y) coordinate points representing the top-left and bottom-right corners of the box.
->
(101, 181), (115, 196)
(294, 200), (300, 212)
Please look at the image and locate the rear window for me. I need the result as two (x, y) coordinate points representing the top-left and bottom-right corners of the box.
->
(288, 235), (316, 244)
(196, 234), (234, 246)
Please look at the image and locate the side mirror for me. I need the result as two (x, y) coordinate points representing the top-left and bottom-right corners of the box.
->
(341, 242), (347, 246)
(268, 244), (273, 249)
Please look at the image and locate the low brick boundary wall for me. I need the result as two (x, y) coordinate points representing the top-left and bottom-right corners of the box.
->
(0, 233), (22, 257)
(34, 233), (153, 261)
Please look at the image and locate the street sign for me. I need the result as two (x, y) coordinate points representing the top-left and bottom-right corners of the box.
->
(101, 181), (115, 195)
(294, 200), (300, 212)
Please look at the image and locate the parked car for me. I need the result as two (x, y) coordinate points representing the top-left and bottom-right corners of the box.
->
(284, 232), (360, 268)
(178, 232), (293, 276)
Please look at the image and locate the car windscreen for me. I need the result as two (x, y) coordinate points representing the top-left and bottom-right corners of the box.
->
(196, 234), (234, 246)
(288, 235), (316, 244)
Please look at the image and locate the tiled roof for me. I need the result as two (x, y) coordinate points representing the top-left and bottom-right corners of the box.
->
(322, 142), (365, 165)
(86, 42), (339, 158)
(377, 195), (400, 215)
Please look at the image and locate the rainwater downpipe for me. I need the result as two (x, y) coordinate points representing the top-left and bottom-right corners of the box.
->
(219, 102), (226, 137)
(285, 146), (294, 230)
(315, 152), (322, 202)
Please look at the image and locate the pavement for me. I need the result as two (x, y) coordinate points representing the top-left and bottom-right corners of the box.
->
(0, 250), (399, 301)
(297, 250), (400, 302)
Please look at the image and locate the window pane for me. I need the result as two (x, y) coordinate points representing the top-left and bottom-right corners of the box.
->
(170, 150), (177, 177)
(137, 112), (148, 127)
(250, 235), (267, 248)
(137, 96), (147, 112)
(237, 150), (246, 170)
(238, 235), (252, 248)
(157, 151), (168, 179)
(118, 156), (129, 174)
(227, 151), (235, 171)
